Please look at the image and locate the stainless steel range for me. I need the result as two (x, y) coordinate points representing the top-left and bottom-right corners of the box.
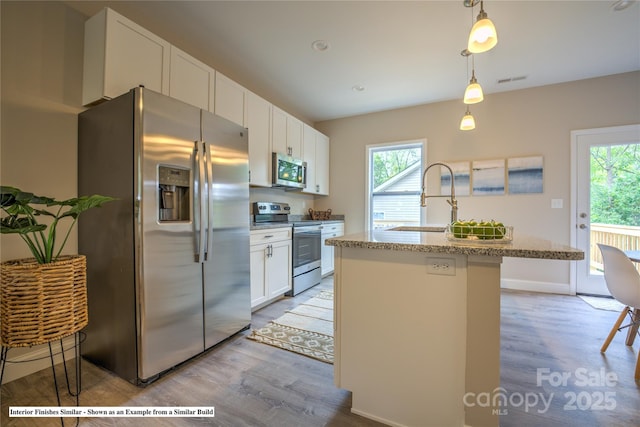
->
(253, 202), (322, 296)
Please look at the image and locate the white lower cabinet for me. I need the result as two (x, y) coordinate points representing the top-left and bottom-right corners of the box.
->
(250, 228), (292, 310)
(321, 222), (344, 276)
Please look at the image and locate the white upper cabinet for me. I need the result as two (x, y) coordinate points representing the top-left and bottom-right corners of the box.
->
(82, 8), (329, 191)
(286, 114), (303, 159)
(272, 106), (303, 159)
(271, 105), (288, 155)
(214, 72), (246, 127)
(315, 131), (330, 195)
(302, 124), (317, 194)
(83, 8), (170, 105)
(168, 46), (215, 111)
(246, 90), (272, 187)
(302, 125), (330, 195)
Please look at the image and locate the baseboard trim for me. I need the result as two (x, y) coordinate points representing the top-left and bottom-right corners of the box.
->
(1, 335), (78, 384)
(350, 407), (405, 427)
(501, 278), (572, 295)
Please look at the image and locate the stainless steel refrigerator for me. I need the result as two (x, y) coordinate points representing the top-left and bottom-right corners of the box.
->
(78, 87), (251, 385)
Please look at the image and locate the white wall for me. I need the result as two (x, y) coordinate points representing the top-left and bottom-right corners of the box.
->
(315, 71), (640, 293)
(0, 0), (89, 384)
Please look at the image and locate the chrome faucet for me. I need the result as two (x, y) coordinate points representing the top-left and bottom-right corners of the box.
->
(420, 162), (458, 223)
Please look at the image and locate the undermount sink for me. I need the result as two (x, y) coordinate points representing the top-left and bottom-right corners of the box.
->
(387, 225), (447, 232)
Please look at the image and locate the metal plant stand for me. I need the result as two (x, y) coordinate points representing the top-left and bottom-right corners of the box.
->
(0, 332), (83, 427)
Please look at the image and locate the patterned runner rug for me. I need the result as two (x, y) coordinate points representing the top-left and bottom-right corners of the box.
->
(248, 290), (334, 364)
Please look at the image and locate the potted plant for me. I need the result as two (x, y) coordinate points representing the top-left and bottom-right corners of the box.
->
(0, 186), (114, 347)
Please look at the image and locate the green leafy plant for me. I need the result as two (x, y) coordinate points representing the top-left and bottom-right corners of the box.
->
(0, 186), (115, 264)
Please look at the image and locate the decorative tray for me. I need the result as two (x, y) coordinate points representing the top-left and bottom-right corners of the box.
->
(445, 223), (513, 244)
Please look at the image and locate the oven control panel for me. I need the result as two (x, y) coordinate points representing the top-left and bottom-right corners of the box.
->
(253, 202), (291, 215)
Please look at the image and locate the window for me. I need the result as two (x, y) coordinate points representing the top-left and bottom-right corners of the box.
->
(366, 140), (426, 230)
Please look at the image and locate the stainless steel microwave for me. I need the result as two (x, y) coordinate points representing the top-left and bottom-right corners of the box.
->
(272, 152), (307, 189)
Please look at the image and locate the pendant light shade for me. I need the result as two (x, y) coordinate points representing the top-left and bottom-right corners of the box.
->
(467, 2), (497, 53)
(463, 70), (484, 104)
(460, 109), (476, 131)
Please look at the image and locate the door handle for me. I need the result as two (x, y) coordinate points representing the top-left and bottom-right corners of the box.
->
(194, 141), (207, 263)
(203, 140), (214, 262)
(579, 224), (588, 229)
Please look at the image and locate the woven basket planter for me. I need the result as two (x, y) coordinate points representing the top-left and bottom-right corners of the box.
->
(0, 255), (88, 348)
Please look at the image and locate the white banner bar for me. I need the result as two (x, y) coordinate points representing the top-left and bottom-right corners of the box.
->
(9, 407), (215, 418)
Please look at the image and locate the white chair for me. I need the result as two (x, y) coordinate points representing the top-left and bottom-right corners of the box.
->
(597, 243), (640, 380)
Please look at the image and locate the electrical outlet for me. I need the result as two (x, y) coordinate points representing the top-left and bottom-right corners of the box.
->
(551, 199), (563, 209)
(426, 257), (456, 276)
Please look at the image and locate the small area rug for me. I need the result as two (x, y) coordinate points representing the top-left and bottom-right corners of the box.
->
(578, 295), (626, 312)
(248, 290), (334, 364)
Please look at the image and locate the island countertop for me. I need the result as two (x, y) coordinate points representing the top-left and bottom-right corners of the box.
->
(325, 228), (584, 260)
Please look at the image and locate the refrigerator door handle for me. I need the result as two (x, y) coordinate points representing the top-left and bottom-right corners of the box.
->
(194, 140), (207, 263)
(203, 141), (214, 262)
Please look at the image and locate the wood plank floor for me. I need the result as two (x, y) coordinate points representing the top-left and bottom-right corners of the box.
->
(1, 277), (639, 426)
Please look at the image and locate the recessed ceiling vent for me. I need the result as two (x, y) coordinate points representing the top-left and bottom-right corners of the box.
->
(497, 75), (527, 84)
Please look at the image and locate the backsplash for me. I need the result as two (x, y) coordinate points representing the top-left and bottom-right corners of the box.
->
(249, 187), (315, 215)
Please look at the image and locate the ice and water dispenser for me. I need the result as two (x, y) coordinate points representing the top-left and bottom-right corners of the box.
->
(158, 166), (190, 222)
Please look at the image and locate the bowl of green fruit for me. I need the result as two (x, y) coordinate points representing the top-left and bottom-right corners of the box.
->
(446, 219), (513, 243)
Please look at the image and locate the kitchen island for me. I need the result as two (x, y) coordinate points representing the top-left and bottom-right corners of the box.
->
(325, 229), (583, 427)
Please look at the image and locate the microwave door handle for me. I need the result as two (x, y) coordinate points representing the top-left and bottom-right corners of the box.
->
(193, 141), (206, 263)
(203, 141), (214, 261)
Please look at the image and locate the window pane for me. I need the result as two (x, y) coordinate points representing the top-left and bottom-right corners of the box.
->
(372, 194), (421, 229)
(369, 143), (423, 230)
(372, 147), (421, 190)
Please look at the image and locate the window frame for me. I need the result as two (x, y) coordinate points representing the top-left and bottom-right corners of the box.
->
(365, 139), (427, 230)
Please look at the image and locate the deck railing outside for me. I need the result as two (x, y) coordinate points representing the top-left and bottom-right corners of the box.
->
(590, 223), (640, 273)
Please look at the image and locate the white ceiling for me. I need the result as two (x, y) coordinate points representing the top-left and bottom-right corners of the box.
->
(65, 1), (640, 122)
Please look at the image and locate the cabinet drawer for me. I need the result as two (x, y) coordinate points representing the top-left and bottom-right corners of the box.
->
(321, 222), (344, 236)
(251, 227), (292, 245)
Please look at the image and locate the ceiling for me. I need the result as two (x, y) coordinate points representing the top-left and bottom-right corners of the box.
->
(64, 1), (640, 123)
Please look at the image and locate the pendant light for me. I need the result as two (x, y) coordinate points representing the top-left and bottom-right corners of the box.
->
(463, 54), (483, 104)
(460, 108), (476, 131)
(467, 1), (498, 54)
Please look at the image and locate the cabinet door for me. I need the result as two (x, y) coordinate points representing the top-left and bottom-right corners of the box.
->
(286, 114), (303, 158)
(246, 91), (272, 187)
(267, 240), (292, 298)
(169, 46), (215, 110)
(214, 72), (245, 126)
(301, 124), (317, 194)
(271, 106), (288, 155)
(321, 223), (343, 276)
(321, 235), (334, 276)
(315, 131), (330, 195)
(250, 243), (268, 308)
(83, 8), (170, 105)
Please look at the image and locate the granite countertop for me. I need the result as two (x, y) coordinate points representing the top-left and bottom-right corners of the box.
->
(325, 228), (584, 260)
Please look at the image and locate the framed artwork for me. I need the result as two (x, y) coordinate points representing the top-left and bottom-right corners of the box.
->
(472, 159), (505, 195)
(508, 156), (543, 194)
(441, 161), (471, 196)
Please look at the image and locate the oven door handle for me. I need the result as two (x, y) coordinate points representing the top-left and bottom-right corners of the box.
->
(294, 226), (322, 234)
